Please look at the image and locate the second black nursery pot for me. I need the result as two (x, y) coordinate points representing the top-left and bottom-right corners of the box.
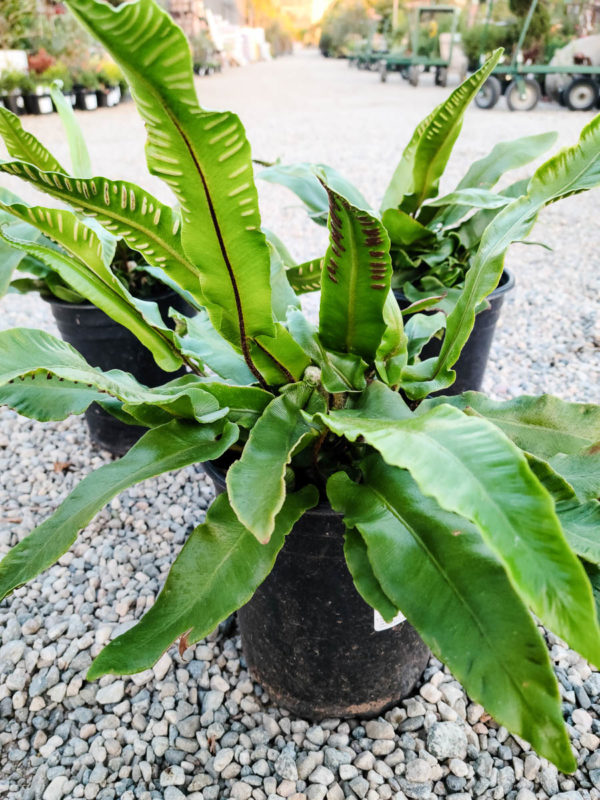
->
(48, 291), (191, 456)
(205, 463), (430, 719)
(394, 268), (515, 395)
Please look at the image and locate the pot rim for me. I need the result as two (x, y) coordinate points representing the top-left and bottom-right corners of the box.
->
(41, 287), (182, 310)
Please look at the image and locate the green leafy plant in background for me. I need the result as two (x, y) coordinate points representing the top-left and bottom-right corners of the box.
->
(1, 0), (600, 774)
(259, 64), (562, 313)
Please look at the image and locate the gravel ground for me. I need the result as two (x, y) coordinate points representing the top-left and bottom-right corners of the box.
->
(1, 50), (600, 800)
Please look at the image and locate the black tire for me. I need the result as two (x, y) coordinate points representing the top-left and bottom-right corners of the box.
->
(379, 60), (388, 82)
(435, 66), (448, 87)
(475, 75), (501, 109)
(506, 78), (541, 111)
(408, 65), (419, 87)
(564, 77), (599, 111)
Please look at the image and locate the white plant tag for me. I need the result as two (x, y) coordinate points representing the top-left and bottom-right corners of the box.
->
(374, 609), (406, 632)
(39, 96), (53, 114)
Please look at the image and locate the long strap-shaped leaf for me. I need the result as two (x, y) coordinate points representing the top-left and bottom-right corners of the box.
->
(65, 0), (275, 366)
(456, 131), (558, 192)
(88, 485), (318, 678)
(0, 328), (216, 422)
(380, 51), (502, 214)
(319, 182), (392, 362)
(422, 391), (600, 459)
(49, 83), (93, 177)
(327, 459), (573, 773)
(0, 221), (183, 372)
(0, 370), (111, 422)
(406, 114), (600, 398)
(318, 403), (600, 668)
(0, 161), (201, 302)
(0, 107), (66, 173)
(227, 383), (324, 542)
(0, 419), (239, 604)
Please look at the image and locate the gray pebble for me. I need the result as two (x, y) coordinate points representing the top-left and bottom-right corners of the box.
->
(427, 722), (467, 760)
(364, 720), (395, 740)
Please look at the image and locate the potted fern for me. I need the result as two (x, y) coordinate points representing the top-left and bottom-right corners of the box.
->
(1, 0), (600, 775)
(0, 93), (195, 454)
(0, 69), (26, 115)
(259, 90), (562, 394)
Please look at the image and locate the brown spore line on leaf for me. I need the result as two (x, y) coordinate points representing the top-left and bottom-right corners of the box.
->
(178, 630), (192, 657)
(327, 257), (340, 283)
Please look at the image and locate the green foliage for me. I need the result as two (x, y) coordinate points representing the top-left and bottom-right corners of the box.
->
(319, 0), (374, 57)
(328, 456), (574, 773)
(0, 0), (36, 50)
(0, 2), (599, 772)
(88, 485), (318, 678)
(461, 23), (518, 68)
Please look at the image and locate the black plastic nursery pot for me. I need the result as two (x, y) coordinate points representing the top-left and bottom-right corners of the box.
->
(1, 95), (25, 115)
(394, 268), (515, 396)
(205, 463), (431, 719)
(47, 291), (192, 456)
(24, 94), (54, 116)
(96, 89), (109, 108)
(73, 88), (98, 111)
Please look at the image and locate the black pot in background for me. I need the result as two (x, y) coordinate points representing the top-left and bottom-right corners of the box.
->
(73, 88), (98, 111)
(2, 95), (25, 115)
(205, 462), (430, 719)
(24, 94), (54, 115)
(48, 291), (193, 456)
(394, 268), (515, 396)
(96, 90), (109, 108)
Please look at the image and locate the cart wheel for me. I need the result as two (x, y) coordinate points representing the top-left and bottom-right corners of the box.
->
(408, 65), (419, 87)
(379, 61), (388, 82)
(506, 78), (540, 111)
(475, 75), (501, 109)
(564, 77), (599, 111)
(435, 67), (448, 87)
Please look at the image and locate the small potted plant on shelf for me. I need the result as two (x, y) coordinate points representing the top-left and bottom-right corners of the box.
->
(1, 0), (600, 776)
(95, 59), (123, 107)
(0, 95), (195, 454)
(39, 62), (74, 107)
(71, 65), (100, 110)
(0, 69), (26, 115)
(259, 90), (560, 394)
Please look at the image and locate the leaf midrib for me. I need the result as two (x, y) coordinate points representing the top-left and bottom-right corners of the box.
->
(344, 211), (360, 353)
